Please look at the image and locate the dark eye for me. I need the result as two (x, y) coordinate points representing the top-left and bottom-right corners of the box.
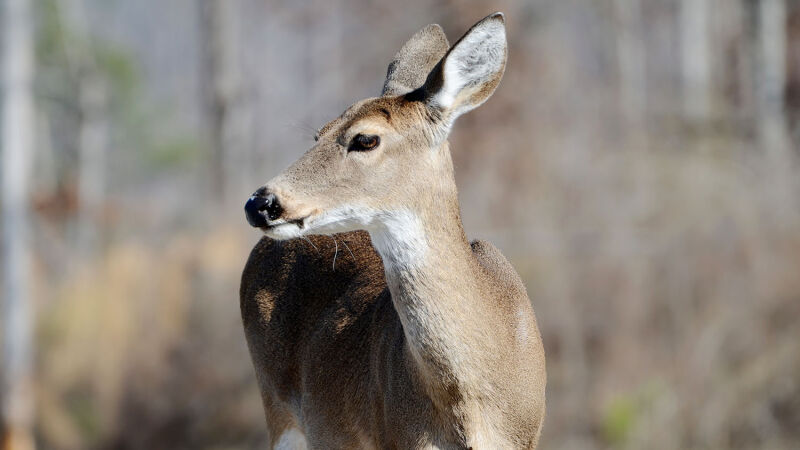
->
(349, 134), (380, 152)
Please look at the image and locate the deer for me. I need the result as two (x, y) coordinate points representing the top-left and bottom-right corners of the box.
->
(240, 13), (546, 449)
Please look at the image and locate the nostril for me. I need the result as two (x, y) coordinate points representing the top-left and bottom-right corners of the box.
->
(244, 190), (283, 227)
(264, 193), (283, 221)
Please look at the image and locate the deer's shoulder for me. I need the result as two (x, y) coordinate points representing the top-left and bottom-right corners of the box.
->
(470, 239), (527, 300)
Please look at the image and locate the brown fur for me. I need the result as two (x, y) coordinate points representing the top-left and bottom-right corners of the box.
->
(240, 13), (545, 449)
(241, 232), (545, 448)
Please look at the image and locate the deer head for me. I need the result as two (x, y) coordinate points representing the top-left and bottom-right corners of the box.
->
(245, 13), (507, 242)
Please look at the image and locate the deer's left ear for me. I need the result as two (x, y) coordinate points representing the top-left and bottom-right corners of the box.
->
(422, 12), (507, 120)
(382, 24), (450, 97)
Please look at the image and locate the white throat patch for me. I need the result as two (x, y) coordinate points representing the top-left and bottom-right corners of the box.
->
(293, 204), (429, 271)
(368, 210), (429, 272)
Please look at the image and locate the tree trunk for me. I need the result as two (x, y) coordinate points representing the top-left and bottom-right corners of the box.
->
(1, 0), (36, 448)
(199, 0), (242, 202)
(614, 0), (647, 134)
(76, 74), (108, 255)
(680, 0), (712, 121)
(755, 0), (789, 160)
(64, 0), (108, 255)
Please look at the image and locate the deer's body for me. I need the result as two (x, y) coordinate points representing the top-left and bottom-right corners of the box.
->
(241, 14), (546, 449)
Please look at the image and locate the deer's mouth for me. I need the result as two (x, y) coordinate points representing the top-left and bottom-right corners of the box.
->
(262, 205), (370, 239)
(261, 215), (309, 240)
(286, 216), (307, 229)
(265, 216), (305, 229)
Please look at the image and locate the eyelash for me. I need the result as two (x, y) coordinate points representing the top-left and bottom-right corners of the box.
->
(348, 134), (380, 152)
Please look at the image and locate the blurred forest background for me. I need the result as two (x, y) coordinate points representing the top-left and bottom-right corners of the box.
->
(2, 0), (800, 449)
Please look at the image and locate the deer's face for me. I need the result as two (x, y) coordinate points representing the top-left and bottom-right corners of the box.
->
(245, 96), (448, 239)
(245, 14), (507, 240)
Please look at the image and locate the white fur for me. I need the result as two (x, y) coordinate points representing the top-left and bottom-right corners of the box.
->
(264, 222), (304, 240)
(264, 205), (429, 273)
(307, 205), (429, 270)
(368, 210), (429, 271)
(274, 428), (307, 450)
(430, 17), (506, 116)
(305, 205), (375, 235)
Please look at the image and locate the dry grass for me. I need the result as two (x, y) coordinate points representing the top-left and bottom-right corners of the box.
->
(35, 228), (267, 449)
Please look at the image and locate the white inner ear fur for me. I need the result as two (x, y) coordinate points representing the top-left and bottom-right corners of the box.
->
(430, 19), (506, 115)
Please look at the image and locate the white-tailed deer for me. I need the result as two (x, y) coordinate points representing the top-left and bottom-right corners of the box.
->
(241, 13), (545, 449)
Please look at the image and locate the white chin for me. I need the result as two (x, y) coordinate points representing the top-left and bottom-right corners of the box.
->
(263, 223), (304, 240)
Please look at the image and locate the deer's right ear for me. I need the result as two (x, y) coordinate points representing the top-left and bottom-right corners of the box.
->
(421, 13), (507, 121)
(382, 24), (450, 97)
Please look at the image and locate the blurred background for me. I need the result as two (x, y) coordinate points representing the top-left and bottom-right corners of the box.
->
(2, 0), (800, 448)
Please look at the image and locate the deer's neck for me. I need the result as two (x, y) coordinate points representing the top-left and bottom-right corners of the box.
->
(368, 167), (497, 405)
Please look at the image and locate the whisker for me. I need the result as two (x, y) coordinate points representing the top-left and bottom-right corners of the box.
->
(341, 239), (356, 261)
(302, 236), (319, 252)
(332, 236), (339, 271)
(286, 120), (320, 141)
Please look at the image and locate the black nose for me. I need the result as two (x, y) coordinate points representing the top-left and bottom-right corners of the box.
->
(244, 189), (283, 228)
